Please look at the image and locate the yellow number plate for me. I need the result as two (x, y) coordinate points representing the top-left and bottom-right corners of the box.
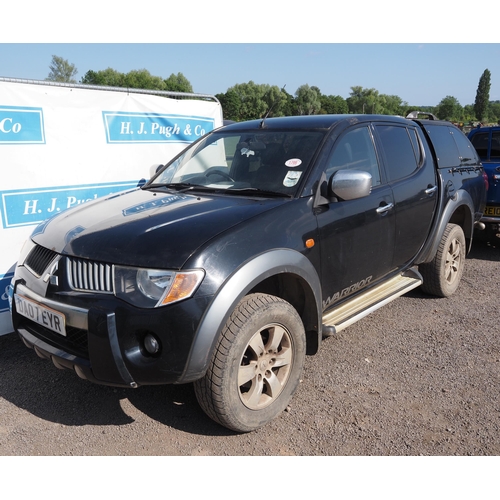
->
(484, 206), (500, 216)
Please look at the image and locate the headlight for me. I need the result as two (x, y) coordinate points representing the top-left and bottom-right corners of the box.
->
(114, 266), (204, 308)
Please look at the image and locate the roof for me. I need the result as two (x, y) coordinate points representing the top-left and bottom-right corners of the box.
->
(221, 114), (412, 132)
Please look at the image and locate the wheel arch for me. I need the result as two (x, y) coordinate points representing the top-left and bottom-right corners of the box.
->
(248, 271), (320, 355)
(178, 249), (323, 383)
(417, 189), (475, 264)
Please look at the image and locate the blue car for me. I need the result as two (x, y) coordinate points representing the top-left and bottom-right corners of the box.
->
(468, 126), (500, 240)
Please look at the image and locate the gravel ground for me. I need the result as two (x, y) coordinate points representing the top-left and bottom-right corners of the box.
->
(0, 237), (499, 458)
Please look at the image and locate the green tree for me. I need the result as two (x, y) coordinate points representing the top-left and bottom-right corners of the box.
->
(474, 69), (491, 122)
(81, 68), (127, 86)
(379, 94), (407, 115)
(80, 68), (193, 93)
(280, 88), (296, 116)
(125, 69), (166, 90)
(221, 81), (285, 121)
(46, 55), (78, 83)
(295, 84), (321, 115)
(262, 85), (289, 118)
(347, 86), (384, 114)
(224, 81), (266, 121)
(489, 101), (500, 124)
(164, 72), (193, 93)
(436, 96), (463, 121)
(216, 89), (241, 121)
(319, 94), (348, 114)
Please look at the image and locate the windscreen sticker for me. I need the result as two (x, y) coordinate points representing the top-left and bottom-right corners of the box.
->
(283, 171), (302, 187)
(285, 158), (302, 168)
(240, 148), (255, 157)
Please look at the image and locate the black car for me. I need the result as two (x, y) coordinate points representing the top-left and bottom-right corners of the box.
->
(9, 114), (485, 432)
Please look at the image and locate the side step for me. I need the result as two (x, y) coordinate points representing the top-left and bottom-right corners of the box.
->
(322, 267), (422, 336)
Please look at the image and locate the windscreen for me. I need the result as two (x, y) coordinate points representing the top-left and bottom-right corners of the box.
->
(150, 130), (324, 196)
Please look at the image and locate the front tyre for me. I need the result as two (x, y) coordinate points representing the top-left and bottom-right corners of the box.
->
(419, 223), (466, 297)
(194, 293), (306, 432)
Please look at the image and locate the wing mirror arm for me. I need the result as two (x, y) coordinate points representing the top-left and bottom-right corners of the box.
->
(313, 172), (333, 207)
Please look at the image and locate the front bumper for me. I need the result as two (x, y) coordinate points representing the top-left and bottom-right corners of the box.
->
(481, 210), (500, 224)
(11, 277), (210, 388)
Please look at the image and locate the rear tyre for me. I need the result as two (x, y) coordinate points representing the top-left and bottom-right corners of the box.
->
(194, 293), (306, 433)
(419, 223), (466, 297)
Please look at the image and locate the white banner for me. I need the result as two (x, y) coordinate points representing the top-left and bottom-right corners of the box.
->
(0, 79), (223, 334)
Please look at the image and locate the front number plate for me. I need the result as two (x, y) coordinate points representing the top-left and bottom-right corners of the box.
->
(14, 294), (66, 336)
(484, 206), (500, 216)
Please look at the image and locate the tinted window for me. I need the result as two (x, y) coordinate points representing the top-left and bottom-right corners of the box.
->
(469, 131), (489, 158)
(491, 131), (500, 159)
(425, 125), (460, 168)
(376, 125), (419, 181)
(326, 126), (381, 186)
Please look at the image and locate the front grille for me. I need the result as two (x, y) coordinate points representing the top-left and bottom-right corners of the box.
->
(25, 245), (59, 277)
(67, 257), (113, 293)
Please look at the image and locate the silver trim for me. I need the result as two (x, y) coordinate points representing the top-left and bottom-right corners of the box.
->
(376, 203), (394, 214)
(0, 76), (220, 103)
(16, 283), (89, 330)
(322, 268), (423, 334)
(67, 258), (113, 293)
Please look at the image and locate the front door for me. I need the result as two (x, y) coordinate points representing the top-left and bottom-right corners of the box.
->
(316, 124), (396, 311)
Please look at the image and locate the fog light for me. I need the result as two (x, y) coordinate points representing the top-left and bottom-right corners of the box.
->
(143, 333), (160, 355)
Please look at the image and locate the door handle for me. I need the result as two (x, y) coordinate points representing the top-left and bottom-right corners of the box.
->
(376, 203), (394, 214)
(425, 185), (438, 195)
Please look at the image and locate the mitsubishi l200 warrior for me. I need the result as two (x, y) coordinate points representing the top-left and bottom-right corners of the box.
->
(9, 113), (487, 432)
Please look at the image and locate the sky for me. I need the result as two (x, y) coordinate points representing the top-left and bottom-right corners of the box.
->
(1, 3), (500, 108)
(3, 43), (500, 107)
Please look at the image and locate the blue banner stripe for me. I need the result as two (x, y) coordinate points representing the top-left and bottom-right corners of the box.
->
(1, 181), (139, 229)
(102, 111), (214, 144)
(0, 106), (45, 144)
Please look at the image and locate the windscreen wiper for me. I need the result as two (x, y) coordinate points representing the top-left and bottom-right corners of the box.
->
(144, 182), (199, 193)
(226, 187), (293, 198)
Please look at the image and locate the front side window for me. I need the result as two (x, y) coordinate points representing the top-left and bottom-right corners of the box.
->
(326, 126), (381, 186)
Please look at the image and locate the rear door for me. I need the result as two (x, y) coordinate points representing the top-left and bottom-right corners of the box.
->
(374, 123), (438, 267)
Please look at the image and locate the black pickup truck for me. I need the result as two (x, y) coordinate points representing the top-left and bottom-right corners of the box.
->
(9, 113), (487, 432)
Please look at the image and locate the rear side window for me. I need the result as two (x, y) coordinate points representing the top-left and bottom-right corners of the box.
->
(424, 125), (460, 168)
(375, 125), (419, 181)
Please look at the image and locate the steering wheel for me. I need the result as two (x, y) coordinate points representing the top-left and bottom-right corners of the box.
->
(205, 169), (235, 183)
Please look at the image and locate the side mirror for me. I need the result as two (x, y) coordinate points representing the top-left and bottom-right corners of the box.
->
(329, 169), (372, 200)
